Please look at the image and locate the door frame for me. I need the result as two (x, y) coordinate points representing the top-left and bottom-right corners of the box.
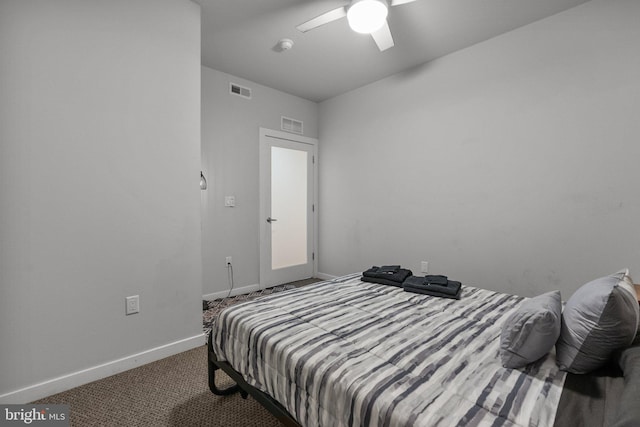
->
(259, 127), (318, 288)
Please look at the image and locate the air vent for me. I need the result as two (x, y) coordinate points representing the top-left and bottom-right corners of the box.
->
(281, 116), (304, 135)
(230, 83), (251, 99)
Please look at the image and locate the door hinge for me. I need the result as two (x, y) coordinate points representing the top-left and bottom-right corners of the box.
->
(312, 204), (315, 212)
(312, 155), (315, 164)
(312, 252), (315, 261)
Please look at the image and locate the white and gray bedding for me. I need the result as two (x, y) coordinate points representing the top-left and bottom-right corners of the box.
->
(212, 274), (568, 427)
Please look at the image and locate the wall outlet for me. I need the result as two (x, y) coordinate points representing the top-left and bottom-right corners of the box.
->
(421, 261), (429, 274)
(224, 196), (235, 207)
(126, 295), (139, 315)
(225, 256), (232, 266)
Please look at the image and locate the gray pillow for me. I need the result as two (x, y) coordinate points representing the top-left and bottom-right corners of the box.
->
(500, 290), (562, 369)
(556, 269), (640, 374)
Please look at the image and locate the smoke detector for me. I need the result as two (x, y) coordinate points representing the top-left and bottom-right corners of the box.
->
(277, 38), (294, 51)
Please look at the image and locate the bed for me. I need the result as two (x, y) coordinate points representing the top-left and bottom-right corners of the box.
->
(207, 273), (640, 427)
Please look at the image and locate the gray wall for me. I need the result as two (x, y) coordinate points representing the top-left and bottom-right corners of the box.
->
(201, 67), (318, 298)
(318, 0), (640, 298)
(0, 0), (202, 400)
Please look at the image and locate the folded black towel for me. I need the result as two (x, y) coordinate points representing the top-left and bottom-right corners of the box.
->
(406, 280), (461, 296)
(402, 276), (420, 287)
(424, 275), (448, 285)
(362, 266), (412, 284)
(403, 275), (462, 297)
(379, 265), (401, 273)
(403, 284), (462, 300)
(362, 266), (412, 289)
(363, 265), (400, 276)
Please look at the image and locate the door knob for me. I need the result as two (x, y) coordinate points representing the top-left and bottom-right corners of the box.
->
(266, 217), (277, 223)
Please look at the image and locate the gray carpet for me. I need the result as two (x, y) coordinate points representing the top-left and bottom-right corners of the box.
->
(33, 346), (281, 426)
(33, 278), (322, 426)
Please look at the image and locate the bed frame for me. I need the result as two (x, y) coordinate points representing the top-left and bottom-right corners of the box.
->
(207, 330), (301, 426)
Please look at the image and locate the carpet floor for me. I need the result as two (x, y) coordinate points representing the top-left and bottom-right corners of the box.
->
(32, 278), (322, 426)
(34, 346), (280, 426)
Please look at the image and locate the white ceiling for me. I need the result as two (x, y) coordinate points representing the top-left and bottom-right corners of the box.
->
(197, 0), (589, 102)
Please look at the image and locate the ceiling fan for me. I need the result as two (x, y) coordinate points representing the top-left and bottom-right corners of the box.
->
(296, 0), (419, 52)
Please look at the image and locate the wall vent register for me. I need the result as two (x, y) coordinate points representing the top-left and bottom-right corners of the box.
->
(230, 83), (251, 99)
(281, 116), (304, 135)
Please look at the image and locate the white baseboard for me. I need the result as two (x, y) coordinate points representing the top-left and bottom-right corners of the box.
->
(0, 333), (204, 404)
(315, 272), (337, 281)
(202, 283), (262, 301)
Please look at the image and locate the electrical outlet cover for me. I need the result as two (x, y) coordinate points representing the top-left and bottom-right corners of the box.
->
(421, 261), (429, 273)
(126, 295), (140, 315)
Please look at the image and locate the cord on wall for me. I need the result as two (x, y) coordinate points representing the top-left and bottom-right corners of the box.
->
(224, 262), (234, 300)
(203, 261), (235, 312)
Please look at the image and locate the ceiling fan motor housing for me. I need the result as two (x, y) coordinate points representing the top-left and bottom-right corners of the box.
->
(347, 0), (389, 34)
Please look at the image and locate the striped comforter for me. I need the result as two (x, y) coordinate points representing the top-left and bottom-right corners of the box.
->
(212, 274), (566, 427)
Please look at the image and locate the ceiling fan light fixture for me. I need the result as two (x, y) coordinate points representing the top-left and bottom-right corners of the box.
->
(347, 0), (388, 34)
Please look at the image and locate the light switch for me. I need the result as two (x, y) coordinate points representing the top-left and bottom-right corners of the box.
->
(224, 196), (235, 207)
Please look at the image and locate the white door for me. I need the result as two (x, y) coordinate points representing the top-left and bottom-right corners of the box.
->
(259, 128), (317, 288)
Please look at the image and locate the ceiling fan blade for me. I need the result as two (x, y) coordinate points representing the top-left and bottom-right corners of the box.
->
(371, 20), (394, 51)
(390, 0), (418, 6)
(296, 7), (347, 33)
